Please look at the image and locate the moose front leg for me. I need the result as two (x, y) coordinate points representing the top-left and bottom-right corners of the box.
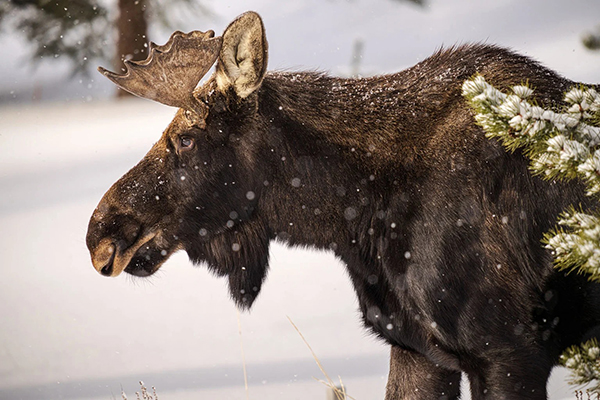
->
(467, 359), (551, 400)
(385, 346), (461, 400)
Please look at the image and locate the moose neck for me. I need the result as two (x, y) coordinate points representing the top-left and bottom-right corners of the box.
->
(254, 71), (426, 252)
(259, 71), (430, 168)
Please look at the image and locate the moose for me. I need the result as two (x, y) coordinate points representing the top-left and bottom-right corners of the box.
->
(86, 11), (600, 399)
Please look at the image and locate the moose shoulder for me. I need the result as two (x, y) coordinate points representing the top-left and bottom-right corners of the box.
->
(86, 11), (600, 400)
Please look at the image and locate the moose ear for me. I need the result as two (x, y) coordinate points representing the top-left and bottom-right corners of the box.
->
(215, 11), (268, 98)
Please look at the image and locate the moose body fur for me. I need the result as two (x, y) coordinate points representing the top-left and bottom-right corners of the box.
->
(87, 12), (600, 399)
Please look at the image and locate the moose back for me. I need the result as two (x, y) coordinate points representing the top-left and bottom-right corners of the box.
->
(86, 11), (600, 400)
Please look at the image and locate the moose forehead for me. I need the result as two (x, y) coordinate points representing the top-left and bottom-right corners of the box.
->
(163, 82), (220, 137)
(167, 108), (199, 135)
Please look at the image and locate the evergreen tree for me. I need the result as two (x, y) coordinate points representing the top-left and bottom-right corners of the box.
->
(0, 0), (205, 78)
(462, 75), (600, 391)
(0, 0), (110, 72)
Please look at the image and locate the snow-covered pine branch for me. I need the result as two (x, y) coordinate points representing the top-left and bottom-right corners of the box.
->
(546, 207), (600, 281)
(561, 338), (600, 391)
(462, 75), (600, 163)
(463, 75), (600, 391)
(462, 75), (600, 277)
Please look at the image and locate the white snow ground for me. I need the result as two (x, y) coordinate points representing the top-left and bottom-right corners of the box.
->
(0, 98), (585, 399)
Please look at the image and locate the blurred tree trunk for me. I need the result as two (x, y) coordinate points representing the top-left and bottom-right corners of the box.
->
(115, 0), (149, 98)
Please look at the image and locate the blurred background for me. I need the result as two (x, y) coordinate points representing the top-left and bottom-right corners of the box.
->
(1, 0), (599, 399)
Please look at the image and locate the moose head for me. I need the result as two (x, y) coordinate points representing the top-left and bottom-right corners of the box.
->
(87, 12), (273, 308)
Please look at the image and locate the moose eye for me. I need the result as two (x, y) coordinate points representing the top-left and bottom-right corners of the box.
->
(178, 136), (195, 151)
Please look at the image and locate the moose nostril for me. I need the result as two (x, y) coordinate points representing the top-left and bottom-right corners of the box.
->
(92, 239), (117, 276)
(100, 263), (113, 277)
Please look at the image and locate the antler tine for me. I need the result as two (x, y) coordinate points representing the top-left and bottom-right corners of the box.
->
(98, 30), (222, 117)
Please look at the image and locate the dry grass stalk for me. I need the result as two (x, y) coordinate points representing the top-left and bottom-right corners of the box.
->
(236, 308), (250, 400)
(287, 316), (355, 400)
(575, 389), (600, 399)
(120, 381), (158, 400)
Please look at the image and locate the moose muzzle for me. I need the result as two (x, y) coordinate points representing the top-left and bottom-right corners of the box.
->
(90, 231), (158, 277)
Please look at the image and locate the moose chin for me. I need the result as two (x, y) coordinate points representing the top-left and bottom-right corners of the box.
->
(86, 11), (600, 400)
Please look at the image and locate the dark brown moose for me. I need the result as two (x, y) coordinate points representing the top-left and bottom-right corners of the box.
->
(87, 11), (600, 399)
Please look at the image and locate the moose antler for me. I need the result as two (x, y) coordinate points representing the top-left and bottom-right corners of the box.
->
(99, 30), (223, 117)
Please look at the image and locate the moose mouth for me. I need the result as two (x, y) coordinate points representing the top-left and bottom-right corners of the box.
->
(124, 234), (176, 277)
(92, 230), (170, 278)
